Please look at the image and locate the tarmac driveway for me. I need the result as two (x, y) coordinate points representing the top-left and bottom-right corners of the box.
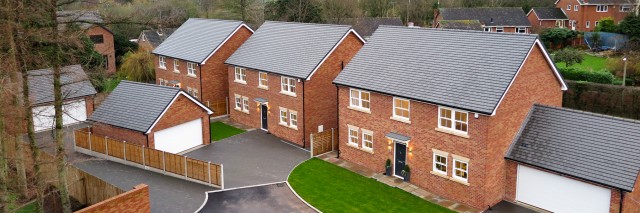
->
(185, 130), (310, 188)
(197, 182), (315, 213)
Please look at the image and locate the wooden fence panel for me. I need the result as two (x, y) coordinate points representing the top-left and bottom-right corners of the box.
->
(90, 134), (106, 154)
(164, 153), (184, 176)
(312, 129), (334, 156)
(186, 159), (207, 182)
(210, 101), (227, 117)
(125, 144), (144, 165)
(145, 148), (163, 170)
(209, 164), (221, 185)
(107, 139), (124, 159)
(75, 130), (89, 149)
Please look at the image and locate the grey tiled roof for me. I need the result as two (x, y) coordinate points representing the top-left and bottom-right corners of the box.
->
(438, 20), (484, 30)
(438, 7), (531, 27)
(333, 26), (539, 114)
(28, 65), (97, 105)
(386, 132), (410, 142)
(226, 21), (357, 79)
(578, 0), (637, 4)
(89, 81), (181, 132)
(141, 28), (176, 48)
(152, 18), (246, 63)
(328, 17), (404, 37)
(506, 105), (640, 191)
(531, 8), (568, 20)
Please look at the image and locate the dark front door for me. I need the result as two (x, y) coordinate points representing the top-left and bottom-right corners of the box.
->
(261, 104), (268, 130)
(394, 142), (407, 177)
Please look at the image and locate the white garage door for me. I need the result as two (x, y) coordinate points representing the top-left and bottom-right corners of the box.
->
(32, 100), (87, 132)
(154, 118), (203, 154)
(516, 165), (611, 213)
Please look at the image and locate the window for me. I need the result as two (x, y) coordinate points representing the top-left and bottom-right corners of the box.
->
(586, 21), (590, 28)
(439, 107), (468, 133)
(159, 78), (165, 86)
(290, 111), (298, 128)
(259, 72), (268, 88)
(348, 126), (359, 146)
(349, 89), (370, 110)
(173, 59), (180, 72)
(159, 56), (166, 69)
(392, 97), (410, 120)
(433, 154), (447, 174)
(187, 62), (197, 76)
(192, 89), (198, 98)
(279, 108), (288, 124)
(234, 95), (242, 110)
(495, 27), (504, 33)
(242, 97), (249, 112)
(567, 4), (571, 10)
(596, 5), (608, 12)
(280, 77), (296, 95)
(362, 129), (373, 151)
(103, 55), (109, 70)
(595, 21), (599, 26)
(90, 35), (104, 44)
(555, 20), (564, 28)
(163, 79), (169, 86)
(516, 27), (527, 34)
(483, 27), (491, 32)
(574, 5), (578, 11)
(453, 159), (468, 182)
(234, 67), (246, 83)
(187, 87), (193, 96)
(621, 5), (632, 12)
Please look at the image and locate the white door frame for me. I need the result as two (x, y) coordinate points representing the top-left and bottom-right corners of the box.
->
(393, 140), (408, 179)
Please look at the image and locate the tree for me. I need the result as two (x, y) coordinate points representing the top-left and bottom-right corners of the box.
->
(620, 15), (640, 40)
(322, 0), (361, 24)
(265, 0), (323, 23)
(113, 33), (138, 67)
(591, 32), (602, 50)
(360, 0), (395, 17)
(119, 51), (155, 82)
(540, 28), (580, 48)
(594, 17), (618, 33)
(554, 48), (584, 67)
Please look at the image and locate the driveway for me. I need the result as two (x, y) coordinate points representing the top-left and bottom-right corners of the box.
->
(185, 130), (310, 188)
(197, 182), (315, 213)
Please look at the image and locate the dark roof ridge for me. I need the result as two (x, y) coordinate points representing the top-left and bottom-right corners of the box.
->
(263, 20), (353, 29)
(119, 80), (180, 91)
(533, 104), (640, 124)
(378, 25), (539, 37)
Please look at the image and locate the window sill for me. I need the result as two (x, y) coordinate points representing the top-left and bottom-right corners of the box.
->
(234, 80), (247, 85)
(430, 171), (449, 179)
(173, 70), (180, 74)
(450, 177), (470, 186)
(390, 116), (411, 124)
(187, 74), (197, 78)
(258, 85), (269, 90)
(279, 122), (289, 127)
(159, 67), (167, 70)
(288, 125), (298, 130)
(241, 110), (250, 114)
(348, 106), (371, 114)
(234, 108), (242, 112)
(280, 91), (297, 97)
(346, 143), (359, 149)
(434, 128), (469, 139)
(346, 143), (374, 154)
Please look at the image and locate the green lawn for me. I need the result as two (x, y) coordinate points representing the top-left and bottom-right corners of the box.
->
(210, 121), (246, 141)
(15, 202), (38, 213)
(288, 158), (454, 213)
(555, 54), (609, 72)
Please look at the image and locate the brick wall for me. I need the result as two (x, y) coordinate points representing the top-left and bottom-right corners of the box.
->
(527, 12), (566, 30)
(91, 123), (148, 147)
(85, 96), (95, 117)
(155, 57), (202, 99)
(557, 0), (632, 32)
(150, 94), (211, 148)
(75, 184), (150, 213)
(87, 26), (115, 74)
(623, 175), (640, 213)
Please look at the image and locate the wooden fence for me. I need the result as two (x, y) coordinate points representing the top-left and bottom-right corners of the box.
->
(310, 128), (335, 157)
(208, 99), (228, 117)
(73, 129), (223, 188)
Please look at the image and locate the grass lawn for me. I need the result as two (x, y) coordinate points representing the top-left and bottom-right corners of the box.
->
(555, 54), (610, 72)
(288, 158), (454, 213)
(210, 121), (246, 141)
(15, 202), (38, 213)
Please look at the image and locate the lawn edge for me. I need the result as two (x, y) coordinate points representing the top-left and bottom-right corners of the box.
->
(286, 157), (321, 212)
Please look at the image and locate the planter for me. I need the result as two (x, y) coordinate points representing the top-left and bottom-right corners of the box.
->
(385, 166), (392, 176)
(403, 172), (411, 182)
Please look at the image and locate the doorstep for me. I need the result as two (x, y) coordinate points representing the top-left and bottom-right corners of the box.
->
(317, 152), (481, 213)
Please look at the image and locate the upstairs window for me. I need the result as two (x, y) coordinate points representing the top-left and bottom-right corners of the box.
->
(516, 27), (527, 34)
(90, 35), (104, 44)
(567, 4), (571, 10)
(483, 27), (491, 32)
(173, 59), (180, 72)
(349, 89), (370, 111)
(574, 5), (579, 11)
(596, 5), (608, 12)
(234, 67), (246, 83)
(187, 62), (197, 76)
(259, 72), (268, 88)
(392, 97), (410, 121)
(281, 77), (296, 95)
(495, 27), (504, 33)
(159, 56), (166, 69)
(620, 5), (632, 12)
(439, 107), (468, 133)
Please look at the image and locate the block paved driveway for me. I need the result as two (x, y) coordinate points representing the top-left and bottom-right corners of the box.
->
(185, 130), (310, 189)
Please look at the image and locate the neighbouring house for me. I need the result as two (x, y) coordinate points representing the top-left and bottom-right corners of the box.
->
(225, 21), (365, 148)
(88, 81), (213, 154)
(505, 105), (640, 213)
(527, 7), (569, 31)
(436, 20), (484, 30)
(152, 18), (253, 117)
(555, 0), (637, 32)
(57, 11), (116, 74)
(433, 7), (532, 33)
(137, 28), (176, 51)
(327, 17), (404, 39)
(29, 65), (97, 132)
(333, 26), (567, 210)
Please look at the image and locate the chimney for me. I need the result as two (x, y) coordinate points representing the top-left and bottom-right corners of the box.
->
(490, 18), (494, 23)
(408, 22), (415, 27)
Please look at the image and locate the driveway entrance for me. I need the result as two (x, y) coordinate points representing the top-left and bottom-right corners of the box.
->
(197, 182), (315, 213)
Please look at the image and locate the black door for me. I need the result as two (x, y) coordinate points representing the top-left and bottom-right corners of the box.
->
(395, 142), (406, 177)
(261, 104), (268, 130)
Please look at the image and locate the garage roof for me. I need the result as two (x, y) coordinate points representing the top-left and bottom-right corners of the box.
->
(28, 64), (97, 105)
(89, 81), (212, 133)
(506, 105), (640, 191)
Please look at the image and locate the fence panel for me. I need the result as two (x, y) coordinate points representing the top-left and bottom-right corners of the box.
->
(164, 153), (185, 176)
(145, 148), (163, 170)
(186, 158), (207, 182)
(75, 130), (89, 149)
(210, 100), (227, 117)
(90, 134), (106, 154)
(125, 143), (144, 165)
(209, 164), (221, 186)
(107, 138), (124, 159)
(312, 129), (334, 156)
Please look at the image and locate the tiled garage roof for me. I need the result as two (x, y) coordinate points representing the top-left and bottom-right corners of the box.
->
(438, 7), (531, 27)
(506, 105), (640, 191)
(530, 8), (568, 20)
(28, 65), (97, 105)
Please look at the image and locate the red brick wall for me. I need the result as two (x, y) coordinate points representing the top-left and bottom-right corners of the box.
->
(303, 33), (364, 145)
(75, 184), (150, 213)
(150, 94), (211, 147)
(557, 0), (632, 32)
(91, 123), (148, 147)
(154, 57), (202, 99)
(87, 26), (115, 74)
(623, 175), (640, 213)
(527, 12), (567, 30)
(85, 96), (94, 117)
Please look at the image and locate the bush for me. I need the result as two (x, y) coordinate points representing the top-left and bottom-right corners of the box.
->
(594, 17), (618, 33)
(559, 67), (615, 84)
(619, 15), (640, 40)
(540, 28), (580, 48)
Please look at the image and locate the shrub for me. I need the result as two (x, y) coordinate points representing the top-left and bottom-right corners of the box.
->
(540, 28), (580, 48)
(554, 48), (584, 67)
(594, 17), (618, 33)
(559, 67), (615, 84)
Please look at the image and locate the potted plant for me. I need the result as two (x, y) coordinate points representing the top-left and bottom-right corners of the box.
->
(402, 165), (411, 182)
(385, 159), (392, 176)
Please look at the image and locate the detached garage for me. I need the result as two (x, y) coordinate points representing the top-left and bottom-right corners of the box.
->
(506, 105), (640, 213)
(29, 65), (97, 132)
(88, 81), (213, 154)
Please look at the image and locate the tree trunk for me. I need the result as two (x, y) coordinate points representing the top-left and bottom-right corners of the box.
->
(0, 81), (9, 213)
(13, 136), (28, 197)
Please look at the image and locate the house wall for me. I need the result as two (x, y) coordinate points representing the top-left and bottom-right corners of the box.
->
(85, 96), (95, 117)
(75, 184), (150, 213)
(91, 123), (148, 147)
(302, 33), (364, 145)
(148, 94), (211, 148)
(228, 67), (305, 146)
(557, 0), (633, 32)
(87, 26), (115, 74)
(623, 175), (640, 213)
(155, 57), (202, 99)
(527, 12), (567, 30)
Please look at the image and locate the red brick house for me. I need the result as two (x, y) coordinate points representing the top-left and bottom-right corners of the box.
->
(225, 21), (365, 148)
(555, 0), (637, 31)
(527, 7), (570, 31)
(152, 18), (253, 117)
(89, 81), (213, 154)
(333, 26), (567, 210)
(433, 7), (532, 33)
(58, 11), (116, 74)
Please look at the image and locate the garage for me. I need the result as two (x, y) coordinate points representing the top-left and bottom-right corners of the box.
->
(516, 165), (611, 213)
(32, 100), (88, 132)
(154, 118), (203, 154)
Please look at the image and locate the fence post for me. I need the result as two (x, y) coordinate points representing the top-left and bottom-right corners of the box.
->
(162, 151), (166, 174)
(331, 128), (335, 151)
(208, 162), (211, 184)
(88, 130), (92, 152)
(310, 134), (314, 158)
(123, 141), (127, 165)
(221, 164), (224, 189)
(142, 145), (146, 168)
(105, 136), (109, 158)
(184, 155), (188, 179)
(72, 128), (77, 152)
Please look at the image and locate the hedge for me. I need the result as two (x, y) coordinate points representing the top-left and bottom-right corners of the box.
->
(563, 80), (640, 120)
(558, 67), (615, 84)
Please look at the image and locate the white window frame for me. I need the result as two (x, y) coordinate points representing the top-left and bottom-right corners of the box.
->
(349, 88), (371, 111)
(234, 94), (242, 110)
(556, 20), (564, 28)
(279, 108), (288, 125)
(495, 27), (504, 33)
(586, 21), (590, 28)
(258, 72), (268, 89)
(392, 97), (410, 121)
(159, 78), (165, 86)
(595, 21), (599, 27)
(234, 67), (246, 84)
(193, 89), (198, 98)
(567, 4), (571, 10)
(361, 129), (373, 151)
(173, 59), (180, 72)
(574, 5), (579, 11)
(280, 77), (296, 95)
(159, 56), (166, 69)
(515, 27), (527, 34)
(187, 62), (197, 76)
(438, 106), (469, 134)
(433, 153), (448, 175)
(453, 158), (469, 182)
(348, 125), (359, 146)
(289, 110), (298, 129)
(242, 96), (249, 113)
(620, 5), (632, 12)
(483, 27), (491, 32)
(596, 5), (608, 12)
